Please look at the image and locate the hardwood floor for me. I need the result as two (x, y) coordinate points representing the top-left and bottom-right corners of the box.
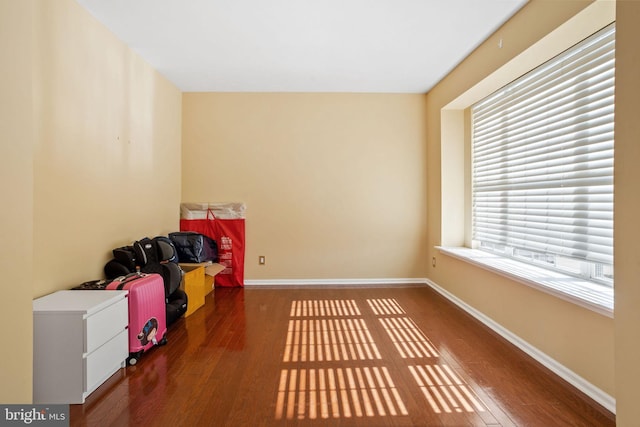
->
(70, 285), (615, 426)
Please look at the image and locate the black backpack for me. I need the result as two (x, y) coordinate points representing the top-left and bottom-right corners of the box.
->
(168, 231), (219, 263)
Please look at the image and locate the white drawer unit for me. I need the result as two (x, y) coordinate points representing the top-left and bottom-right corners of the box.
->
(33, 290), (129, 404)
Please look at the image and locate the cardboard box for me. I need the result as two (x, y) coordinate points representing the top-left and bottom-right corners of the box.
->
(180, 265), (205, 317)
(203, 274), (215, 296)
(180, 262), (225, 296)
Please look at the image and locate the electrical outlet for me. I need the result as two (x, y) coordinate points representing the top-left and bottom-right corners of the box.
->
(259, 256), (266, 265)
(432, 257), (436, 267)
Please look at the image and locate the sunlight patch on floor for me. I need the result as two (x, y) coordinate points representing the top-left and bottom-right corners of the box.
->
(283, 318), (381, 362)
(378, 316), (440, 358)
(275, 367), (408, 420)
(290, 299), (361, 317)
(276, 298), (487, 421)
(367, 298), (406, 315)
(409, 364), (487, 414)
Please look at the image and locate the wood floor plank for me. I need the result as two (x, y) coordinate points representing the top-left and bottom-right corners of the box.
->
(70, 285), (615, 426)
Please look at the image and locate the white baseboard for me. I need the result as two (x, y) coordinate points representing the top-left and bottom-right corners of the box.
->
(424, 278), (616, 414)
(243, 278), (428, 287)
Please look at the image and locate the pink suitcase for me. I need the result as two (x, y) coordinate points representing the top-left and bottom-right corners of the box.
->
(107, 273), (167, 365)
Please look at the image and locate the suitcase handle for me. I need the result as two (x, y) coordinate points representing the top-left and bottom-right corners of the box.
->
(113, 272), (146, 290)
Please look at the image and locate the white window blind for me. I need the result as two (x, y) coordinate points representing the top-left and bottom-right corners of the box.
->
(471, 23), (615, 285)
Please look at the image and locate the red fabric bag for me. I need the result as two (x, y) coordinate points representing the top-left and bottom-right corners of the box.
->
(180, 207), (245, 287)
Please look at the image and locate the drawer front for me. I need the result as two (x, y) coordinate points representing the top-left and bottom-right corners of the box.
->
(85, 297), (128, 353)
(84, 329), (128, 395)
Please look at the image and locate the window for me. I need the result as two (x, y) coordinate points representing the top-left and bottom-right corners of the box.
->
(471, 24), (615, 287)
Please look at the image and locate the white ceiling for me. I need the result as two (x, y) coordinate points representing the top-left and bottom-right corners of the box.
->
(75, 0), (527, 93)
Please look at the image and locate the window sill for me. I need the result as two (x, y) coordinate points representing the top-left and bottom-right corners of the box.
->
(436, 246), (613, 318)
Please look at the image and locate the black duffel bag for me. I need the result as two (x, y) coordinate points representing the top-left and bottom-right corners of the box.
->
(168, 231), (219, 263)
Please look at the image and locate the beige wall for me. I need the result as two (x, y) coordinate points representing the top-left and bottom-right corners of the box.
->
(0, 0), (35, 404)
(182, 93), (428, 281)
(0, 0), (182, 402)
(32, 0), (182, 297)
(426, 0), (617, 402)
(614, 1), (640, 424)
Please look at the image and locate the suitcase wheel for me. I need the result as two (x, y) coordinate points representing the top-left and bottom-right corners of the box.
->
(127, 351), (144, 366)
(158, 336), (168, 346)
